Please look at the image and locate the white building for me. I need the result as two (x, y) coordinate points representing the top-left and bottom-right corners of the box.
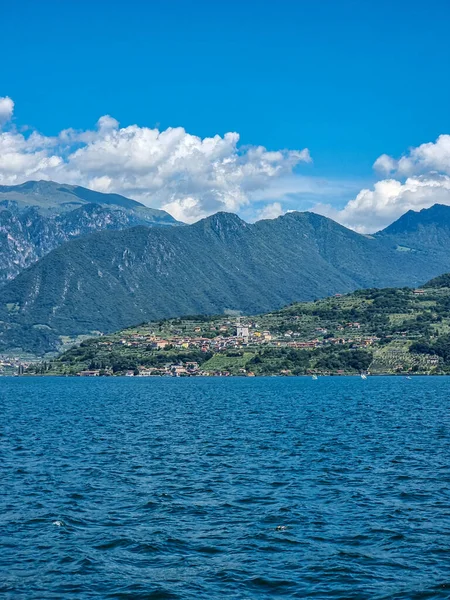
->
(237, 325), (249, 339)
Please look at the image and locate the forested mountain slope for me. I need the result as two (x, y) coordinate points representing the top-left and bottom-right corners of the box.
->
(0, 180), (180, 285)
(2, 208), (450, 352)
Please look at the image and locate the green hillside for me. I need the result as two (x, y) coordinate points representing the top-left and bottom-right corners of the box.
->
(0, 180), (181, 288)
(0, 180), (179, 221)
(4, 206), (450, 353)
(35, 278), (450, 376)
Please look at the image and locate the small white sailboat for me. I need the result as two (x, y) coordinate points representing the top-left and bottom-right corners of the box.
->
(360, 373), (367, 380)
(312, 374), (318, 380)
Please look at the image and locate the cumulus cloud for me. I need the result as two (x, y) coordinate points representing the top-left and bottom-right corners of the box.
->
(314, 174), (450, 233)
(374, 135), (450, 177)
(314, 135), (450, 233)
(373, 153), (397, 175)
(255, 202), (285, 220)
(0, 97), (311, 222)
(7, 95), (448, 231)
(0, 97), (14, 127)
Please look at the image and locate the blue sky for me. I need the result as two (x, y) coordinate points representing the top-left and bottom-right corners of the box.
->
(1, 0), (450, 230)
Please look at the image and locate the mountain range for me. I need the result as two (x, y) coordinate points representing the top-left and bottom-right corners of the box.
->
(3, 193), (450, 353)
(0, 181), (179, 285)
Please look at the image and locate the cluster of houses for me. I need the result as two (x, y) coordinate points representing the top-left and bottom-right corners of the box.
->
(98, 327), (271, 354)
(0, 355), (35, 376)
(79, 362), (256, 378)
(93, 319), (380, 357)
(72, 319), (393, 377)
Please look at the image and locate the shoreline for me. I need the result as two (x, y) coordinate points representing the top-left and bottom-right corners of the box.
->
(8, 372), (450, 378)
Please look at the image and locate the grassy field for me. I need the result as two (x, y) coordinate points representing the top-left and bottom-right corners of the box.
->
(201, 352), (255, 374)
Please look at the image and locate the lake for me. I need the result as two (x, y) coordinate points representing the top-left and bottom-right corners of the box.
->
(1, 376), (450, 599)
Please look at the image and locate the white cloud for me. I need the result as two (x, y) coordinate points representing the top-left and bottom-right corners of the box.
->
(0, 97), (312, 223)
(0, 97), (14, 127)
(313, 175), (450, 233)
(313, 135), (450, 233)
(255, 202), (285, 220)
(373, 134), (450, 177)
(373, 153), (397, 175)
(6, 96), (448, 232)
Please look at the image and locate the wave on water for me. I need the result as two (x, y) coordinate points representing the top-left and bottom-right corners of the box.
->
(1, 376), (450, 599)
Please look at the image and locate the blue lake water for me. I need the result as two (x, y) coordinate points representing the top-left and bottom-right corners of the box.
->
(1, 376), (450, 599)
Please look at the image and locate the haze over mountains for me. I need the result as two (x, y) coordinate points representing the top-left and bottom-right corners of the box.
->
(0, 181), (180, 285)
(2, 183), (450, 353)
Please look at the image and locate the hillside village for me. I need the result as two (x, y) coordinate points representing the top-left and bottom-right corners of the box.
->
(0, 353), (33, 376)
(6, 202), (450, 358)
(74, 320), (378, 377)
(23, 276), (450, 377)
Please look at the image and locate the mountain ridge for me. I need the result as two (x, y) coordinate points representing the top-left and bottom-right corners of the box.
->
(0, 180), (168, 215)
(0, 180), (181, 285)
(378, 204), (450, 236)
(375, 204), (450, 257)
(3, 204), (450, 352)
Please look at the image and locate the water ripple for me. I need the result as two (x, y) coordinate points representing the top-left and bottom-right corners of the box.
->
(1, 376), (450, 598)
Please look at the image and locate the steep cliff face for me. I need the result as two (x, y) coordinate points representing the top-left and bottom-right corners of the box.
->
(0, 181), (180, 285)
